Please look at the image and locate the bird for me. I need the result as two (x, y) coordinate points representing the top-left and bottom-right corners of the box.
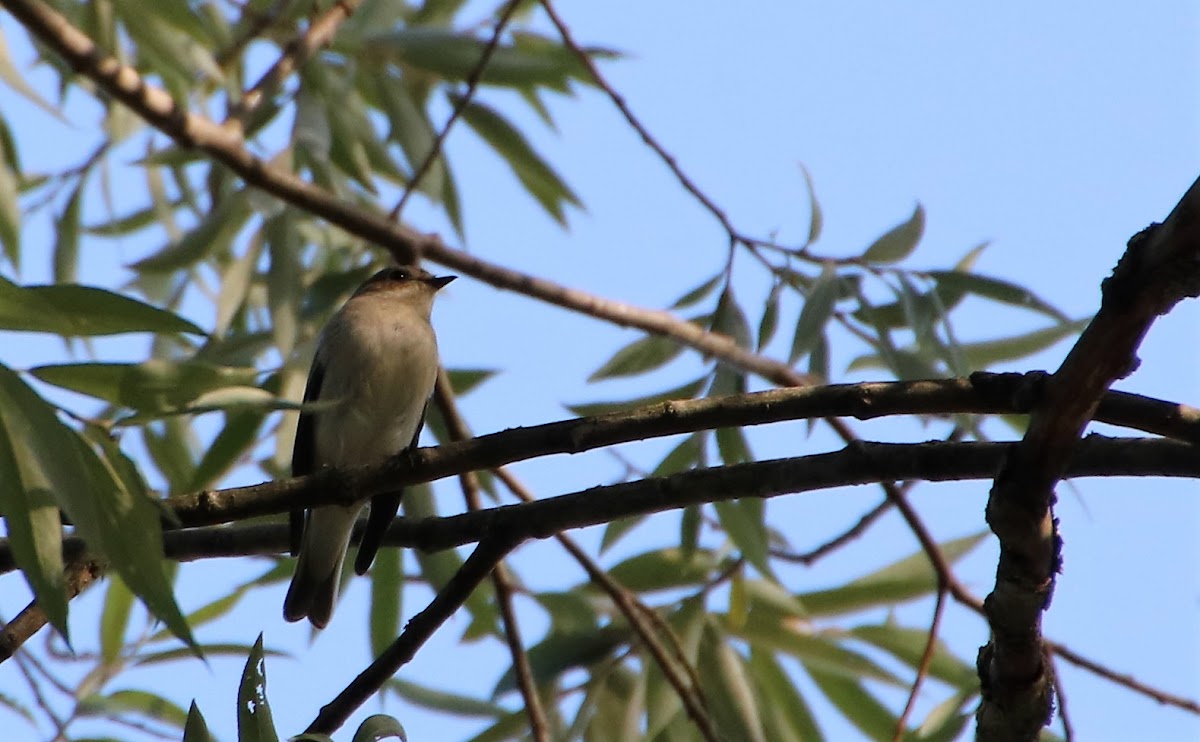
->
(283, 265), (455, 629)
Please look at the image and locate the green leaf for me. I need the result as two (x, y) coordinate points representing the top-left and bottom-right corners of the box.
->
(0, 276), (204, 336)
(78, 689), (189, 729)
(131, 189), (253, 272)
(731, 614), (903, 686)
(446, 368), (498, 396)
(362, 29), (600, 90)
(607, 548), (722, 592)
(671, 273), (723, 310)
(757, 283), (782, 351)
(30, 361), (259, 414)
(960, 319), (1088, 369)
(567, 376), (706, 417)
(0, 368), (67, 638)
(798, 163), (823, 246)
(587, 334), (685, 382)
(928, 270), (1070, 322)
(78, 426), (197, 652)
(352, 714), (407, 742)
(458, 98), (581, 224)
(806, 667), (898, 741)
(188, 410), (264, 491)
(100, 575), (136, 663)
(183, 702), (216, 742)
(715, 499), (771, 577)
(238, 635), (279, 742)
(492, 626), (630, 696)
(54, 180), (83, 284)
(862, 203), (925, 264)
(798, 532), (988, 617)
(369, 547), (402, 657)
(848, 624), (977, 688)
(714, 287), (753, 350)
(0, 116), (21, 267)
(790, 264), (839, 364)
(698, 621), (765, 742)
(749, 648), (823, 742)
(387, 679), (505, 719)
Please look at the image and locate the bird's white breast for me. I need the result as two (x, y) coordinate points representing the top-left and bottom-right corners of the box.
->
(312, 296), (439, 468)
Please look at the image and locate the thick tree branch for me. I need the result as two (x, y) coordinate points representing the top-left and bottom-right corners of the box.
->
(976, 177), (1200, 740)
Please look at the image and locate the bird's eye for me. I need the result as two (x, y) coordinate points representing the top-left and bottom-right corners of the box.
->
(388, 268), (411, 281)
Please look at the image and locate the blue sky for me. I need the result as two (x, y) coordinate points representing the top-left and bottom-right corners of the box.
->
(0, 3), (1197, 740)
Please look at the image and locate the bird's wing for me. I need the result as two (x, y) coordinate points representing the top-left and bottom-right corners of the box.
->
(353, 401), (427, 575)
(289, 357), (325, 557)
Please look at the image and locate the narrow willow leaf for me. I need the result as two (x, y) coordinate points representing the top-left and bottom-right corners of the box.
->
(749, 649), (824, 742)
(369, 547), (402, 657)
(672, 273), (723, 310)
(568, 377), (706, 418)
(131, 189), (252, 272)
(362, 29), (592, 89)
(387, 679), (505, 719)
(959, 319), (1088, 370)
(862, 203), (925, 264)
(0, 29), (62, 119)
(352, 714), (407, 742)
(491, 626), (630, 696)
(0, 276), (204, 336)
(732, 614), (903, 686)
(589, 666), (644, 742)
(713, 287), (753, 349)
(716, 499), (772, 578)
(848, 624), (976, 688)
(805, 667), (898, 741)
(798, 163), (823, 246)
(798, 532), (988, 617)
(756, 283), (782, 351)
(0, 120), (18, 268)
(954, 241), (989, 271)
(238, 635), (279, 742)
(54, 180), (83, 284)
(446, 368), (497, 396)
(31, 361), (258, 413)
(100, 575), (135, 663)
(0, 381), (66, 638)
(698, 622), (765, 742)
(929, 270), (1070, 322)
(183, 702), (215, 742)
(188, 410), (264, 491)
(77, 428), (198, 653)
(458, 98), (581, 224)
(790, 264), (839, 364)
(607, 547), (721, 593)
(587, 334), (685, 382)
(600, 515), (647, 554)
(78, 689), (189, 729)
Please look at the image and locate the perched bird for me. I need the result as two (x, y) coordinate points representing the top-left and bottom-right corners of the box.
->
(283, 265), (454, 629)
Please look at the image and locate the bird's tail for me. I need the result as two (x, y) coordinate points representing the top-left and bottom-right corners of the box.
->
(283, 505), (358, 629)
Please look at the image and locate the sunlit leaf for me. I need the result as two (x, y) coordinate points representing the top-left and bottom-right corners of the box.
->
(587, 334), (685, 382)
(370, 547), (402, 657)
(798, 532), (988, 617)
(790, 264), (839, 364)
(806, 667), (898, 741)
(458, 98), (581, 224)
(862, 203), (924, 264)
(0, 276), (204, 336)
(749, 649), (823, 742)
(698, 621), (765, 742)
(100, 575), (135, 663)
(78, 689), (189, 729)
(388, 679), (505, 718)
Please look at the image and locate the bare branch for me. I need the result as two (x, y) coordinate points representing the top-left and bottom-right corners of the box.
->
(977, 177), (1200, 740)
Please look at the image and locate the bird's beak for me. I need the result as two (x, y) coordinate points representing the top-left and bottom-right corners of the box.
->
(426, 275), (456, 290)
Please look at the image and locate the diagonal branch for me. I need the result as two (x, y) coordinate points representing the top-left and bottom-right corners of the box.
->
(976, 176), (1200, 740)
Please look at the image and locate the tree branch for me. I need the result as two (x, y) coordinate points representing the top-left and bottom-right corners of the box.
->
(976, 176), (1200, 740)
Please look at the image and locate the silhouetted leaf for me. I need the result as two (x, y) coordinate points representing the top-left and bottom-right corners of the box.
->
(352, 714), (407, 742)
(929, 270), (1070, 322)
(791, 264), (839, 364)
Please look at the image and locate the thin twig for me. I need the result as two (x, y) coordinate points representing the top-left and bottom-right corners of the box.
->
(434, 372), (550, 742)
(894, 588), (947, 741)
(390, 0), (523, 220)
